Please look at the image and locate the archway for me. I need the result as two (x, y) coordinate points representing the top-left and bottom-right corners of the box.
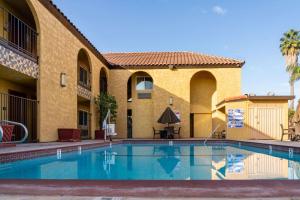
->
(100, 68), (108, 93)
(77, 49), (92, 139)
(190, 71), (216, 138)
(127, 71), (154, 138)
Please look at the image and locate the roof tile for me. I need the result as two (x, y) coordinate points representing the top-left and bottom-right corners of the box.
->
(103, 52), (244, 68)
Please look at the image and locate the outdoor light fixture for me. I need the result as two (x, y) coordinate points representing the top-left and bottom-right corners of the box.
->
(168, 64), (175, 70)
(60, 72), (67, 87)
(169, 97), (173, 106)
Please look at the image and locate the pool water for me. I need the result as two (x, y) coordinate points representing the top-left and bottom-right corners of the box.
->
(0, 143), (300, 180)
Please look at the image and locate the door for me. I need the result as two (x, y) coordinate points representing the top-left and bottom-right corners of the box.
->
(193, 113), (212, 138)
(190, 113), (194, 137)
(248, 106), (283, 140)
(78, 110), (89, 139)
(127, 109), (132, 138)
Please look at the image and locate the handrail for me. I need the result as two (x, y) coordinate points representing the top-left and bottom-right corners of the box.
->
(0, 126), (3, 142)
(204, 124), (220, 145)
(102, 109), (111, 141)
(0, 120), (28, 144)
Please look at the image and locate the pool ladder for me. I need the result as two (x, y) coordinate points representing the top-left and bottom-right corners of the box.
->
(204, 124), (220, 145)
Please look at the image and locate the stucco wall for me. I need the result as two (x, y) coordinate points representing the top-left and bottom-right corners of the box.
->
(109, 67), (241, 139)
(27, 0), (108, 142)
(221, 100), (289, 140)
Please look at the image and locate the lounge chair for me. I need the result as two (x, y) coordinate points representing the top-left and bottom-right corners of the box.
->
(280, 124), (295, 141)
(173, 127), (181, 138)
(153, 127), (160, 139)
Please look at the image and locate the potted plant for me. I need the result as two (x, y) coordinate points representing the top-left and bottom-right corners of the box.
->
(95, 92), (117, 139)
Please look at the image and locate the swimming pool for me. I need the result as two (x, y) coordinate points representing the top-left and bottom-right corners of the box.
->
(0, 142), (300, 180)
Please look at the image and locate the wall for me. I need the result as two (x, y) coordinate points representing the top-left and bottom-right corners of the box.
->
(27, 0), (108, 141)
(109, 67), (241, 139)
(0, 79), (35, 96)
(223, 100), (289, 140)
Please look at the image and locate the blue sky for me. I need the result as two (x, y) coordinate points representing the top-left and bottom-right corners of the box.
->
(53, 0), (300, 97)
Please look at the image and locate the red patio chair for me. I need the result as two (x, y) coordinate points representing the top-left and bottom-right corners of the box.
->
(1, 125), (15, 142)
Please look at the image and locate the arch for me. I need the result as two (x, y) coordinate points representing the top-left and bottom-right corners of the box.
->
(99, 67), (108, 93)
(77, 48), (92, 90)
(77, 48), (92, 72)
(126, 71), (154, 139)
(5, 0), (40, 59)
(77, 48), (92, 140)
(127, 71), (153, 101)
(190, 70), (217, 138)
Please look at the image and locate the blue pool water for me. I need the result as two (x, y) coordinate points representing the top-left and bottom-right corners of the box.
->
(1, 143), (300, 180)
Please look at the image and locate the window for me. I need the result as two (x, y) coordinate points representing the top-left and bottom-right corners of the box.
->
(127, 77), (132, 101)
(136, 76), (153, 91)
(79, 110), (88, 126)
(79, 67), (89, 86)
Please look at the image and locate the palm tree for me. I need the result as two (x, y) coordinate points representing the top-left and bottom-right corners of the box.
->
(280, 29), (300, 109)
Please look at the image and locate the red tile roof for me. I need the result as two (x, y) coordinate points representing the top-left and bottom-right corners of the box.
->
(103, 52), (245, 68)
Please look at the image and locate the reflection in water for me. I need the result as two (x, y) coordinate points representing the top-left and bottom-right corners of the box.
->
(103, 150), (117, 176)
(0, 144), (299, 180)
(156, 146), (181, 175)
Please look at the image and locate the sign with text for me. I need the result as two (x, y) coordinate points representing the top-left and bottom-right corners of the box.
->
(228, 109), (244, 128)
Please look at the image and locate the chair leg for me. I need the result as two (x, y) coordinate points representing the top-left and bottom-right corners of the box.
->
(281, 134), (284, 141)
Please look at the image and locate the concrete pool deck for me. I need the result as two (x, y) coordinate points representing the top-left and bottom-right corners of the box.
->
(0, 180), (300, 198)
(1, 138), (300, 155)
(0, 140), (110, 154)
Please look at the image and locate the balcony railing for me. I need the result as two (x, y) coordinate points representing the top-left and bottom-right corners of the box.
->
(0, 92), (38, 142)
(0, 7), (38, 62)
(78, 81), (91, 91)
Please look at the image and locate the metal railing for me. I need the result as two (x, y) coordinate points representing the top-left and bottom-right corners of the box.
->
(0, 92), (37, 142)
(0, 7), (38, 62)
(78, 81), (91, 91)
(204, 124), (220, 145)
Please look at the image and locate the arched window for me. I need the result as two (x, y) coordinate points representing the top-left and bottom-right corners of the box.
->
(100, 68), (107, 93)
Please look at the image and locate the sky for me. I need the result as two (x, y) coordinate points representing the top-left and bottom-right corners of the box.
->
(53, 0), (300, 97)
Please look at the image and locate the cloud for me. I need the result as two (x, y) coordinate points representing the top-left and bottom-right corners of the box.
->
(212, 6), (227, 15)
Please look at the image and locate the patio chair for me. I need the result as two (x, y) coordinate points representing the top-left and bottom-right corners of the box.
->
(280, 124), (295, 141)
(213, 130), (226, 139)
(173, 127), (181, 138)
(153, 127), (160, 139)
(1, 125), (15, 142)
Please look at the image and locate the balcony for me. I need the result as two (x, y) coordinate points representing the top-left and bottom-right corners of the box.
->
(77, 83), (92, 100)
(0, 7), (38, 62)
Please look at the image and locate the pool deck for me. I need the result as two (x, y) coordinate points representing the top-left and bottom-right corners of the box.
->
(243, 139), (300, 147)
(1, 139), (300, 198)
(0, 140), (110, 154)
(1, 139), (300, 155)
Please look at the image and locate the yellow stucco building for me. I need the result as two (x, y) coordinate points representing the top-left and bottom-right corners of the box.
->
(0, 0), (293, 142)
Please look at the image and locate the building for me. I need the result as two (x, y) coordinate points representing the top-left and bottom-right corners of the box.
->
(0, 0), (293, 142)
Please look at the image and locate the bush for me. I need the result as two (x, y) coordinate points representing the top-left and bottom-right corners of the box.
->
(95, 92), (118, 126)
(289, 108), (295, 121)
